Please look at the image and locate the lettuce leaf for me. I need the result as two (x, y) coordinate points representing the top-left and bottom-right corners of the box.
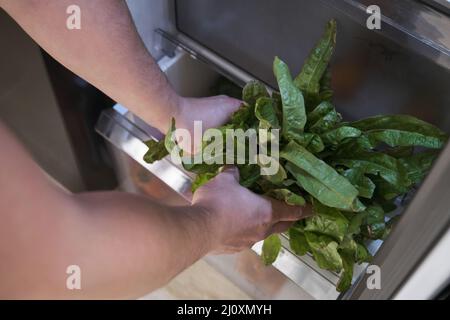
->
(274, 57), (307, 138)
(261, 234), (281, 265)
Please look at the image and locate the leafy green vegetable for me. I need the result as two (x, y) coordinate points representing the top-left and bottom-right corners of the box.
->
(261, 234), (282, 265)
(230, 103), (255, 129)
(258, 154), (287, 185)
(341, 168), (376, 199)
(165, 118), (178, 154)
(346, 211), (367, 236)
(183, 162), (220, 175)
(305, 200), (349, 242)
(308, 101), (342, 134)
(364, 129), (444, 149)
(292, 132), (325, 153)
(281, 141), (363, 211)
(332, 151), (411, 193)
(274, 57), (307, 138)
(267, 189), (306, 206)
(319, 67), (333, 102)
(308, 100), (335, 124)
(242, 80), (269, 107)
(289, 228), (309, 256)
(384, 146), (414, 158)
(238, 164), (261, 188)
(294, 19), (337, 106)
(143, 139), (168, 163)
(305, 231), (343, 271)
(361, 205), (386, 240)
(336, 251), (354, 292)
(351, 115), (446, 148)
(399, 150), (439, 185)
(321, 126), (362, 146)
(355, 243), (372, 263)
(143, 19), (447, 293)
(255, 97), (280, 129)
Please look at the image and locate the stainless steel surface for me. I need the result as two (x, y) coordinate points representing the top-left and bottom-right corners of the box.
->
(394, 229), (450, 299)
(0, 10), (86, 191)
(96, 106), (193, 202)
(254, 236), (340, 299)
(175, 0), (450, 133)
(126, 0), (176, 60)
(155, 29), (258, 88)
(202, 251), (315, 300)
(326, 0), (450, 67)
(420, 0), (450, 16)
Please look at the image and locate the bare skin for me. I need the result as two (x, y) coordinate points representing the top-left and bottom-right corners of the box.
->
(0, 0), (309, 299)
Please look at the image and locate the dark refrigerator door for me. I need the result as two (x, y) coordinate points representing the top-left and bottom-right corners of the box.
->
(175, 0), (450, 131)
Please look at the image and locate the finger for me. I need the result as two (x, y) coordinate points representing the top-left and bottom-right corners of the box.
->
(297, 203), (314, 219)
(219, 165), (240, 182)
(217, 95), (242, 114)
(268, 198), (308, 223)
(266, 221), (295, 237)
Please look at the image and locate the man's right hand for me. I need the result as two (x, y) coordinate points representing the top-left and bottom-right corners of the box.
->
(192, 167), (312, 254)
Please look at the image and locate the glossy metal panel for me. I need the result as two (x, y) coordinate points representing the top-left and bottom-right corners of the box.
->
(175, 0), (450, 133)
(393, 229), (450, 299)
(96, 107), (193, 202)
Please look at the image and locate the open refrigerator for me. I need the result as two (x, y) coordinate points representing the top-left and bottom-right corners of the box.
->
(96, 0), (450, 299)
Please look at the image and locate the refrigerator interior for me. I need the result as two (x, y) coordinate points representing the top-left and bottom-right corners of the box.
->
(95, 0), (450, 299)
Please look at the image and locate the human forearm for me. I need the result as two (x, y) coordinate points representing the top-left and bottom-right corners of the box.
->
(0, 0), (178, 131)
(1, 191), (212, 299)
(0, 122), (212, 299)
(66, 192), (212, 299)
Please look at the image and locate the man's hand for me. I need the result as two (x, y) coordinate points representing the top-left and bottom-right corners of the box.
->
(192, 167), (312, 254)
(167, 95), (242, 153)
(177, 95), (242, 132)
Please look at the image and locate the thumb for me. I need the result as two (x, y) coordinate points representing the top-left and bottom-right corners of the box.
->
(218, 95), (242, 115)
